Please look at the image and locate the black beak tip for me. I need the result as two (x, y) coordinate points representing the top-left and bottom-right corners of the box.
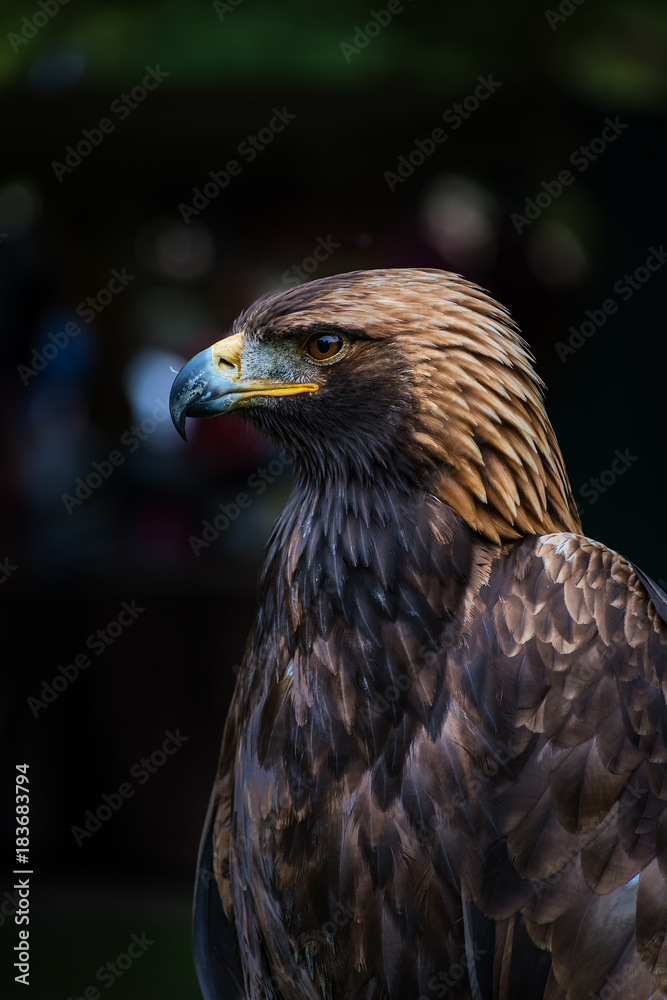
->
(169, 378), (189, 442)
(169, 346), (235, 441)
(170, 407), (188, 442)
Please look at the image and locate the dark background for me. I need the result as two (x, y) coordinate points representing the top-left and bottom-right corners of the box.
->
(1, 1), (666, 996)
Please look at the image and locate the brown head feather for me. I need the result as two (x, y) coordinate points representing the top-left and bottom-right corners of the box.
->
(235, 268), (582, 544)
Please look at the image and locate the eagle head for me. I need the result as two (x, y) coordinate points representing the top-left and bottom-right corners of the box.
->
(169, 268), (581, 544)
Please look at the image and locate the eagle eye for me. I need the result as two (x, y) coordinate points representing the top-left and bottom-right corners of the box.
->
(303, 332), (346, 363)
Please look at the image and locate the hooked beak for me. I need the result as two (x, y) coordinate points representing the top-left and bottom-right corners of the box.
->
(169, 332), (318, 440)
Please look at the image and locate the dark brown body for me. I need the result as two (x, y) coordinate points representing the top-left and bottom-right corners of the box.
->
(171, 270), (667, 1000)
(199, 477), (667, 999)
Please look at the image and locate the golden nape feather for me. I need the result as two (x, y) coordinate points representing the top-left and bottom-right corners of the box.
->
(230, 268), (581, 543)
(398, 277), (581, 543)
(169, 268), (667, 1000)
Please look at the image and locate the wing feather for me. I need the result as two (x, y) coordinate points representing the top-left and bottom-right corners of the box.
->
(458, 532), (667, 995)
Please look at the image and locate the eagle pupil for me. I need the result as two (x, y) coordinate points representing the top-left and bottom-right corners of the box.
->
(306, 332), (344, 361)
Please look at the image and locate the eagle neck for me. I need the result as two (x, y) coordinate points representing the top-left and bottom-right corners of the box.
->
(258, 469), (474, 673)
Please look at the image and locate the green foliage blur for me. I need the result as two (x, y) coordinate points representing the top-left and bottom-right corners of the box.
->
(0, 0), (665, 108)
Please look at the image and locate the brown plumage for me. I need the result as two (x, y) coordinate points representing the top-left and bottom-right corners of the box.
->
(169, 268), (667, 1000)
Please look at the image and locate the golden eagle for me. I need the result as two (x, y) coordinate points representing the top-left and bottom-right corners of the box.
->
(169, 269), (667, 1000)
